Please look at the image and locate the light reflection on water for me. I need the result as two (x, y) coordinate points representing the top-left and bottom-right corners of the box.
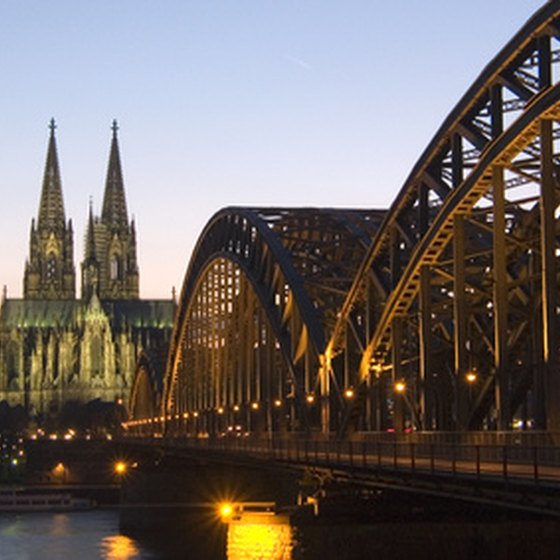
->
(100, 534), (141, 559)
(0, 511), (155, 560)
(227, 514), (294, 560)
(0, 508), (295, 559)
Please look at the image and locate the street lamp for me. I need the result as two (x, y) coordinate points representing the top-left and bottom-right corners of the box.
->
(394, 381), (406, 394)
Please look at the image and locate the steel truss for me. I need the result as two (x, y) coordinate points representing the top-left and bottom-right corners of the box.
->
(160, 208), (382, 436)
(133, 2), (560, 439)
(331, 2), (560, 435)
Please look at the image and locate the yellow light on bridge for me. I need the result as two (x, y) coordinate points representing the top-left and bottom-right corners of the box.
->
(394, 381), (406, 394)
(251, 402), (260, 410)
(306, 393), (315, 404)
(344, 388), (355, 399)
(193, 411), (199, 418)
(114, 461), (127, 475)
(274, 399), (282, 407)
(219, 502), (234, 520)
(466, 372), (478, 383)
(233, 405), (240, 412)
(217, 407), (225, 414)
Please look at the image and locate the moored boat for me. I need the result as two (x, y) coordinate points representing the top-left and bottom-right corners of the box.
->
(0, 488), (92, 512)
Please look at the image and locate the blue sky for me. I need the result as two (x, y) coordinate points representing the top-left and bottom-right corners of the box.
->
(0, 0), (546, 298)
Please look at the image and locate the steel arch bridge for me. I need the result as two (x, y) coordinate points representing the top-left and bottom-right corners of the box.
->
(130, 2), (560, 439)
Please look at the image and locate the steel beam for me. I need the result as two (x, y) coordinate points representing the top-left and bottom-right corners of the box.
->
(539, 118), (559, 431)
(453, 214), (469, 430)
(493, 165), (510, 430)
(418, 265), (432, 430)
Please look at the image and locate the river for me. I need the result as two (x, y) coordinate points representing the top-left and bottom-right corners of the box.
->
(1, 507), (560, 559)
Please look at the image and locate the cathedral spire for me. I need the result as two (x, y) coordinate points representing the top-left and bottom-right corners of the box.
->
(101, 119), (128, 229)
(84, 198), (97, 263)
(24, 119), (76, 300)
(37, 118), (66, 230)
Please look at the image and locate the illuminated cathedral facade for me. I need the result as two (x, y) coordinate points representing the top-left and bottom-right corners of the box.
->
(0, 120), (175, 417)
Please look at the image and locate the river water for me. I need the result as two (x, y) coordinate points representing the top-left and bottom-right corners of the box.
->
(1, 508), (560, 559)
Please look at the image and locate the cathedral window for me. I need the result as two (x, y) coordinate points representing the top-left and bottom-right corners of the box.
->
(91, 334), (103, 376)
(46, 255), (57, 281)
(110, 255), (121, 280)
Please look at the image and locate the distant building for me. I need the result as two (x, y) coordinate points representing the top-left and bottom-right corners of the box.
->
(0, 120), (175, 418)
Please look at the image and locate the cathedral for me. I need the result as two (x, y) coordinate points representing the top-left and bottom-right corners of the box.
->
(0, 120), (175, 418)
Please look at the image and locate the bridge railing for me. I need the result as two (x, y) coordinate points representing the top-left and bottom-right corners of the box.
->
(134, 435), (560, 486)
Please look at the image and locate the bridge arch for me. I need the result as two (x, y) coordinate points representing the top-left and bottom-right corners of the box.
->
(161, 207), (383, 435)
(331, 2), (560, 434)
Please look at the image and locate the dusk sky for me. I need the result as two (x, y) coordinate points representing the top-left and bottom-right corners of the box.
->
(0, 0), (545, 299)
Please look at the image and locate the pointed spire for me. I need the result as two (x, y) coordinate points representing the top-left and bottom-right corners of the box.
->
(84, 197), (97, 263)
(101, 119), (129, 229)
(37, 118), (66, 230)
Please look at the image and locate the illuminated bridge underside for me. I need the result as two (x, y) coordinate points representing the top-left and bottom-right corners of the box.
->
(132, 2), (560, 438)
(162, 208), (384, 434)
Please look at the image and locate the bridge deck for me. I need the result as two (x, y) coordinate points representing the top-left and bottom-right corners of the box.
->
(125, 435), (560, 516)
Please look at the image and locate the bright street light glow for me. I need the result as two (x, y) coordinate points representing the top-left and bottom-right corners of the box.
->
(394, 381), (406, 394)
(219, 502), (234, 520)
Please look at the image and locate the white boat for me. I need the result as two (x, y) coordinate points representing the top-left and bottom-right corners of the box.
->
(0, 489), (92, 512)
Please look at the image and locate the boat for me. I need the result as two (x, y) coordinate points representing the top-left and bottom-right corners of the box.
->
(0, 488), (92, 512)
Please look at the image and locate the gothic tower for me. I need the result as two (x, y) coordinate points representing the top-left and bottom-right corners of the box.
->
(24, 119), (76, 300)
(81, 120), (139, 300)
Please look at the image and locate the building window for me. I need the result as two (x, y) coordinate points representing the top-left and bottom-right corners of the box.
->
(110, 256), (120, 280)
(46, 255), (57, 281)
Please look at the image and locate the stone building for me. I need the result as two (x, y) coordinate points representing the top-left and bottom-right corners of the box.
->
(0, 120), (175, 418)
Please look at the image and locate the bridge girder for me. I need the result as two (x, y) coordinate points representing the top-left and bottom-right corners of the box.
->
(160, 207), (381, 436)
(334, 2), (560, 435)
(129, 3), (560, 440)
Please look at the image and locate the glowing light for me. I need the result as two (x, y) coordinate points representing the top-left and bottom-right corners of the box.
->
(220, 502), (234, 520)
(233, 405), (240, 412)
(114, 461), (127, 475)
(394, 381), (406, 394)
(344, 388), (355, 399)
(217, 407), (225, 414)
(251, 402), (259, 410)
(193, 411), (199, 418)
(466, 372), (478, 383)
(183, 412), (189, 419)
(274, 399), (282, 407)
(306, 393), (315, 404)
(100, 535), (140, 559)
(228, 520), (293, 559)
